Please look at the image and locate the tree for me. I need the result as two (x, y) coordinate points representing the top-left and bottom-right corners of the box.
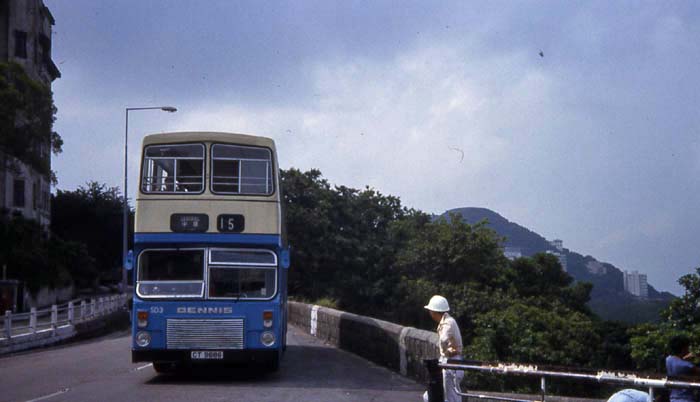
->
(281, 168), (416, 314)
(51, 181), (131, 283)
(395, 214), (510, 288)
(510, 254), (593, 315)
(281, 168), (632, 378)
(0, 210), (93, 291)
(629, 267), (700, 371)
(470, 301), (600, 366)
(665, 268), (700, 328)
(0, 62), (62, 181)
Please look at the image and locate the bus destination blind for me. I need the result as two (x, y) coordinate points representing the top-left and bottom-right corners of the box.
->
(170, 213), (209, 233)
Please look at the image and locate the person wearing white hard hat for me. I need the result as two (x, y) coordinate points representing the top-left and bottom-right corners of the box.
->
(422, 295), (464, 402)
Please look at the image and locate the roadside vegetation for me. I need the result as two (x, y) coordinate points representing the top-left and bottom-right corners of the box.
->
(281, 168), (700, 391)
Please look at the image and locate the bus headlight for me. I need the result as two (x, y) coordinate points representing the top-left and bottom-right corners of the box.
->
(261, 331), (275, 347)
(136, 331), (151, 347)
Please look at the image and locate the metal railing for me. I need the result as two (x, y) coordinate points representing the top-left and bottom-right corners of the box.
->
(1, 294), (129, 340)
(424, 359), (700, 402)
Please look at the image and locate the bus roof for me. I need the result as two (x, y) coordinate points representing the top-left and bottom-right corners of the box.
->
(142, 131), (276, 149)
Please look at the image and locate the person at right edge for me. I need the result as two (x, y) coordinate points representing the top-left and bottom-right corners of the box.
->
(423, 295), (464, 402)
(666, 335), (700, 402)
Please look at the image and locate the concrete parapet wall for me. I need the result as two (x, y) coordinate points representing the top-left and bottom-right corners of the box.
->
(0, 309), (129, 355)
(289, 301), (438, 382)
(0, 296), (130, 356)
(0, 324), (76, 354)
(289, 301), (604, 402)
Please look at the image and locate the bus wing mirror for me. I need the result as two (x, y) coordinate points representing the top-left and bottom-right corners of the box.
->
(125, 250), (134, 271)
(280, 247), (291, 269)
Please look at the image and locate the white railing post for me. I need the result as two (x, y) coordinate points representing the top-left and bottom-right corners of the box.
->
(99, 297), (104, 315)
(51, 304), (58, 331)
(68, 301), (74, 325)
(80, 300), (86, 321)
(90, 299), (96, 317)
(30, 307), (37, 333)
(4, 310), (11, 339)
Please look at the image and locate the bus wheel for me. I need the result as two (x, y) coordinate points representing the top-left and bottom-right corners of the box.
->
(153, 362), (175, 373)
(265, 356), (280, 372)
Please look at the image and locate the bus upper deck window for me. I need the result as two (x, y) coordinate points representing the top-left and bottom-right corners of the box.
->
(211, 144), (273, 195)
(141, 144), (204, 193)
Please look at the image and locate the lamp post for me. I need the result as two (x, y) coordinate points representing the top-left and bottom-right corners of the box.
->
(122, 106), (177, 293)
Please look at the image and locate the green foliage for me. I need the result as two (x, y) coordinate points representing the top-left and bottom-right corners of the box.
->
(509, 254), (593, 315)
(281, 168), (420, 315)
(0, 211), (93, 292)
(395, 215), (509, 287)
(314, 297), (339, 309)
(628, 268), (700, 371)
(51, 181), (131, 283)
(282, 169), (613, 377)
(592, 321), (634, 370)
(666, 268), (700, 327)
(470, 301), (600, 366)
(0, 62), (62, 180)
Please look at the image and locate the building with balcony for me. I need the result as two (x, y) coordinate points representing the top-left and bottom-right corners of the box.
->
(0, 0), (60, 227)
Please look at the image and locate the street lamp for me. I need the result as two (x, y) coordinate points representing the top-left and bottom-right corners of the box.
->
(122, 106), (177, 293)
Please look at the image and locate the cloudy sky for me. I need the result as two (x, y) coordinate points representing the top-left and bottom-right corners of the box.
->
(44, 1), (700, 294)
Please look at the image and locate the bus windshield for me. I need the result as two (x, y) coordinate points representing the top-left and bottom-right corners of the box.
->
(208, 249), (277, 299)
(208, 267), (276, 299)
(137, 249), (205, 298)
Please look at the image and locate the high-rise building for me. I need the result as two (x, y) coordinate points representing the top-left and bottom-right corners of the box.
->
(0, 0), (60, 227)
(623, 270), (648, 298)
(550, 239), (563, 252)
(547, 239), (567, 272)
(504, 246), (522, 260)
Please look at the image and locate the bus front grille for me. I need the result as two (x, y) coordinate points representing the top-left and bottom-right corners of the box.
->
(166, 319), (245, 349)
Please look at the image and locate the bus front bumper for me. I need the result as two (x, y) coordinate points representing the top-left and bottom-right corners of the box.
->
(132, 349), (278, 364)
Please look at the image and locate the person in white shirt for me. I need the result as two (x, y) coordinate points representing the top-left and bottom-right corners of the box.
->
(423, 295), (464, 402)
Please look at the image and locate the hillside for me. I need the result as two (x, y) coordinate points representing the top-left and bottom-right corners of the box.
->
(443, 207), (674, 323)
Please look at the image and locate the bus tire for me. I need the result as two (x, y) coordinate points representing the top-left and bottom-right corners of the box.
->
(153, 362), (174, 373)
(265, 356), (280, 372)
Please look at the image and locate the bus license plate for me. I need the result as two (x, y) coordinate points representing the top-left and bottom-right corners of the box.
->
(191, 351), (224, 360)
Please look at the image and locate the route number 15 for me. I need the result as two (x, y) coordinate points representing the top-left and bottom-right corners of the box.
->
(217, 214), (245, 233)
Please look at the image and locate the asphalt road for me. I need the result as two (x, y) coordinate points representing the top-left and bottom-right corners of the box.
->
(0, 324), (423, 402)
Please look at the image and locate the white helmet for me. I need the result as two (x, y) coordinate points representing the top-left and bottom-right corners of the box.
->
(424, 295), (450, 312)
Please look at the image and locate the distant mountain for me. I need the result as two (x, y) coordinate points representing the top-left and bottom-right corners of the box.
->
(443, 207), (675, 324)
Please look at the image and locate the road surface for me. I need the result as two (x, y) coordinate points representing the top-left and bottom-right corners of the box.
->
(0, 324), (423, 402)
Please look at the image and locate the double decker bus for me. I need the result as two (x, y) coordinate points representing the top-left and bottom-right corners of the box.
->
(129, 132), (290, 373)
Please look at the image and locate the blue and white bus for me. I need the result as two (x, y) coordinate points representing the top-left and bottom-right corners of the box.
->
(129, 132), (290, 373)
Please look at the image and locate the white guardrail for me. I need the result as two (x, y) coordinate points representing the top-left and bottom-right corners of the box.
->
(1, 294), (128, 343)
(424, 359), (700, 402)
